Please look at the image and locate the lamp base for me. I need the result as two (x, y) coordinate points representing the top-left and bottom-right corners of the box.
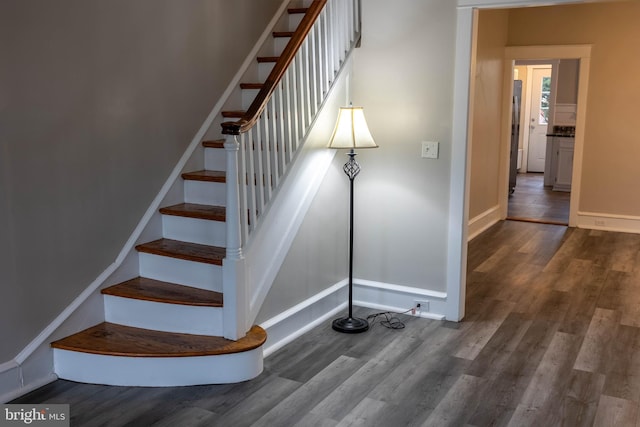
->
(332, 316), (369, 334)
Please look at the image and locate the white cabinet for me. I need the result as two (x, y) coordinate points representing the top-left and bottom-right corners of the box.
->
(553, 137), (574, 192)
(544, 136), (556, 186)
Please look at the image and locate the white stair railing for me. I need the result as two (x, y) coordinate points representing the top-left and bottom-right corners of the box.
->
(221, 0), (361, 339)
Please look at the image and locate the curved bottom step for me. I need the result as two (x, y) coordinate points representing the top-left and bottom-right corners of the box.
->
(52, 323), (266, 386)
(53, 347), (264, 386)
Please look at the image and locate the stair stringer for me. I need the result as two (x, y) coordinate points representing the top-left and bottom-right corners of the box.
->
(236, 54), (354, 330)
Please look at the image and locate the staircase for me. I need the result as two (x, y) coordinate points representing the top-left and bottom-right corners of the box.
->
(51, 0), (361, 387)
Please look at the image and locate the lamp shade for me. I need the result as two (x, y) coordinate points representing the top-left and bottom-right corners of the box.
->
(328, 107), (378, 149)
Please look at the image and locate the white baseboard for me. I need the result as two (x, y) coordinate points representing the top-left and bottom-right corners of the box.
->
(576, 211), (640, 234)
(260, 281), (349, 357)
(0, 361), (20, 403)
(353, 279), (447, 320)
(0, 359), (57, 404)
(260, 278), (448, 358)
(468, 205), (501, 241)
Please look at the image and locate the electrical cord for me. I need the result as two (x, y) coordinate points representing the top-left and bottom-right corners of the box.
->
(366, 308), (413, 330)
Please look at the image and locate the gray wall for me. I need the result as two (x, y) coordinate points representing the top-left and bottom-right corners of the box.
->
(0, 0), (281, 362)
(351, 0), (456, 292)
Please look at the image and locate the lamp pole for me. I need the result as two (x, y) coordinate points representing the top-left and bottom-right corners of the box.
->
(332, 149), (369, 333)
(347, 150), (356, 319)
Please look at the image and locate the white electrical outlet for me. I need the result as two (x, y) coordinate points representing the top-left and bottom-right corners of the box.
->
(414, 299), (430, 314)
(421, 141), (439, 159)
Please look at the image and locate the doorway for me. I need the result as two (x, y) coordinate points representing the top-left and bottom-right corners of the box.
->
(447, 5), (593, 323)
(499, 46), (591, 229)
(507, 61), (570, 225)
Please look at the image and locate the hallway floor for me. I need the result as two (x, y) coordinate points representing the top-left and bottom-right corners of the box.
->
(508, 172), (570, 225)
(12, 221), (640, 426)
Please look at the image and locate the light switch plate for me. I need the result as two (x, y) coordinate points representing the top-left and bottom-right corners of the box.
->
(421, 141), (439, 159)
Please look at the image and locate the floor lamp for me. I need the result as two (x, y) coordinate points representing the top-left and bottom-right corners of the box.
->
(328, 106), (378, 333)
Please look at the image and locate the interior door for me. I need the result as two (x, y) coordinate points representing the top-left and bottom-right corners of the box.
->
(527, 67), (552, 172)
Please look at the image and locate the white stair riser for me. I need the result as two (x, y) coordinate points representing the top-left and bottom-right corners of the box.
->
(54, 348), (263, 386)
(242, 88), (260, 111)
(259, 62), (275, 82)
(204, 147), (226, 171)
(184, 180), (226, 205)
(274, 37), (290, 57)
(104, 295), (223, 336)
(139, 253), (222, 292)
(162, 215), (226, 247)
(288, 14), (303, 32)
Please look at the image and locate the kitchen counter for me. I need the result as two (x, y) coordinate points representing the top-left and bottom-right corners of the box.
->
(546, 133), (575, 137)
(547, 125), (575, 138)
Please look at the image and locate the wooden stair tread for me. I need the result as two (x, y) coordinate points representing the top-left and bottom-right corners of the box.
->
(102, 277), (223, 307)
(181, 170), (226, 183)
(240, 83), (264, 90)
(136, 238), (225, 265)
(288, 7), (308, 14)
(202, 139), (225, 149)
(273, 31), (294, 38)
(257, 56), (279, 63)
(159, 203), (225, 222)
(222, 110), (246, 118)
(51, 323), (266, 357)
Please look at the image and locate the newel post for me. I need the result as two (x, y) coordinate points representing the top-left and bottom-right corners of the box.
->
(222, 134), (247, 340)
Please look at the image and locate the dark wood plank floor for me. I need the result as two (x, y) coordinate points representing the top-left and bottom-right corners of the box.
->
(13, 221), (640, 426)
(508, 173), (570, 225)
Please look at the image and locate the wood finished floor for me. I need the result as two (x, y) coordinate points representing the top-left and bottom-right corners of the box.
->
(508, 173), (570, 225)
(13, 220), (640, 426)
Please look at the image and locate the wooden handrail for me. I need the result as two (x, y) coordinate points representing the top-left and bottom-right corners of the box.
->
(221, 0), (328, 135)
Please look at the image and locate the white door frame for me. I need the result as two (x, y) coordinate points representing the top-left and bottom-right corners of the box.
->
(447, 0), (591, 322)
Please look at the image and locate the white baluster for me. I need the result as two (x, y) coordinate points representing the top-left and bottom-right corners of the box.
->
(269, 97), (279, 187)
(321, 8), (330, 95)
(284, 69), (294, 161)
(262, 108), (273, 200)
(276, 82), (287, 173)
(296, 48), (305, 136)
(254, 119), (265, 213)
(291, 57), (300, 149)
(348, 0), (354, 44)
(310, 23), (319, 112)
(238, 133), (249, 242)
(304, 38), (312, 125)
(246, 128), (258, 231)
(327, 0), (335, 82)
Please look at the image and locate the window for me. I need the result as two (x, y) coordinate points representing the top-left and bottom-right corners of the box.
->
(539, 76), (551, 124)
